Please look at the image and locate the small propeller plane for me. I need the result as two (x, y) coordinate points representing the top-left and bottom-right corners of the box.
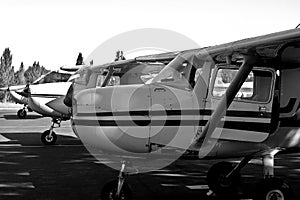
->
(0, 69), (80, 144)
(0, 70), (74, 119)
(68, 28), (300, 200)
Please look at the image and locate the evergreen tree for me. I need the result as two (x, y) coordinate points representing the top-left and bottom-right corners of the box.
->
(8, 66), (14, 86)
(0, 48), (13, 88)
(24, 61), (49, 83)
(0, 48), (13, 102)
(14, 62), (26, 85)
(76, 52), (83, 65)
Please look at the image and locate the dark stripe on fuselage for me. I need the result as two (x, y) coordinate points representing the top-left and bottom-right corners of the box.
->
(76, 109), (271, 118)
(72, 119), (270, 133)
(30, 94), (64, 98)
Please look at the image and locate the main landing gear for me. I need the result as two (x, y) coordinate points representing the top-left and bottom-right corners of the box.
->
(101, 161), (132, 200)
(41, 118), (60, 145)
(206, 149), (294, 200)
(254, 150), (294, 200)
(17, 105), (32, 119)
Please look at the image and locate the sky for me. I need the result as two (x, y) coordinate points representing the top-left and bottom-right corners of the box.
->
(0, 0), (299, 71)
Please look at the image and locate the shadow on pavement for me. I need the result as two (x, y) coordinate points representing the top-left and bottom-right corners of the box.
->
(3, 114), (44, 120)
(1, 132), (81, 146)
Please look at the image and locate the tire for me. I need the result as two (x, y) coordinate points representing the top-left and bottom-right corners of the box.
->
(254, 177), (294, 200)
(41, 130), (57, 145)
(206, 161), (240, 196)
(101, 180), (132, 200)
(17, 109), (27, 119)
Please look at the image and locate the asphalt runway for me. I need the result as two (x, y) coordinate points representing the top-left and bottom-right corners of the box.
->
(0, 108), (300, 200)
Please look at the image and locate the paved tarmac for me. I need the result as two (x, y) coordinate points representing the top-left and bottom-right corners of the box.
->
(0, 108), (300, 200)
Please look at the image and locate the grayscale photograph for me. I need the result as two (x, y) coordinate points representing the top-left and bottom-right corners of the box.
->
(0, 0), (299, 199)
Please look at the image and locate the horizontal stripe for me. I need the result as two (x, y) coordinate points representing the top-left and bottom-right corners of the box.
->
(30, 94), (64, 98)
(72, 119), (270, 133)
(76, 109), (271, 118)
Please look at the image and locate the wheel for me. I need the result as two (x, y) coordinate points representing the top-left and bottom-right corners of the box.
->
(254, 177), (294, 200)
(101, 180), (132, 200)
(17, 109), (27, 119)
(41, 130), (57, 145)
(206, 161), (240, 196)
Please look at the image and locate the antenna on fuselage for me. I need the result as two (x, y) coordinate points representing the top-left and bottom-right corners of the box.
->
(296, 23), (300, 28)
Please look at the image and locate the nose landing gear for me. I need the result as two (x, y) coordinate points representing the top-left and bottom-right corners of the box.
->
(41, 118), (60, 145)
(101, 161), (132, 200)
(17, 105), (33, 119)
(17, 108), (27, 119)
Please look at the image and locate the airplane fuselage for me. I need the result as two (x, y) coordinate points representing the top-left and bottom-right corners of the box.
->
(28, 82), (72, 118)
(72, 61), (300, 161)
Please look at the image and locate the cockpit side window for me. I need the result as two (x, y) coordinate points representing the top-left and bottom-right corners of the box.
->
(212, 67), (273, 102)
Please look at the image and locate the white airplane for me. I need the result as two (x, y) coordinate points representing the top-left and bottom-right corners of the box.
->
(68, 28), (300, 200)
(25, 69), (85, 145)
(1, 69), (82, 145)
(0, 70), (74, 119)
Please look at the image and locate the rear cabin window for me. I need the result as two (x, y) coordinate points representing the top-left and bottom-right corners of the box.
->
(212, 68), (272, 102)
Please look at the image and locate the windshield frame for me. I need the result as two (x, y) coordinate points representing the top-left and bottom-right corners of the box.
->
(149, 54), (201, 91)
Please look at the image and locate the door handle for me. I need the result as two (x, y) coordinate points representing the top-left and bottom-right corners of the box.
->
(154, 88), (166, 92)
(259, 106), (267, 114)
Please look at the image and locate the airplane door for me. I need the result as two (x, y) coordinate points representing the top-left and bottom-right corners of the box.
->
(205, 66), (277, 143)
(148, 84), (194, 151)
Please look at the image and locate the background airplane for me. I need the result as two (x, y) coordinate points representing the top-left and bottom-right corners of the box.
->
(0, 70), (75, 119)
(69, 28), (300, 200)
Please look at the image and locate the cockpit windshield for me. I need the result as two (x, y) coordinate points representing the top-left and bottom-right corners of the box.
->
(71, 62), (165, 94)
(97, 62), (164, 87)
(33, 71), (72, 84)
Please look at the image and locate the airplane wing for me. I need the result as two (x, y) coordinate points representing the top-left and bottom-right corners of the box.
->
(0, 84), (26, 92)
(135, 51), (180, 62)
(60, 64), (85, 72)
(135, 48), (207, 63)
(201, 28), (300, 63)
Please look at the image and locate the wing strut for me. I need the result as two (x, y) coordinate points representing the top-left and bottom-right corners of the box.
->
(192, 54), (257, 157)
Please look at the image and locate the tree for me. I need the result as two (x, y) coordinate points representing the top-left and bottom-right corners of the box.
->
(76, 52), (83, 65)
(24, 61), (49, 83)
(0, 48), (13, 102)
(0, 48), (13, 87)
(8, 66), (14, 86)
(14, 62), (26, 85)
